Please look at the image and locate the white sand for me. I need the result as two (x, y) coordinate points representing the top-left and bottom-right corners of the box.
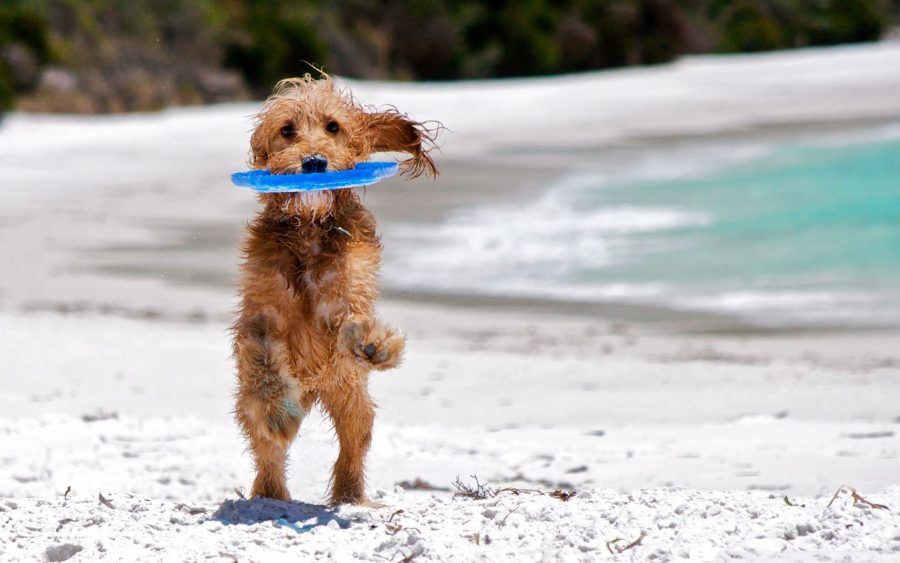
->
(1, 311), (898, 561)
(4, 465), (899, 561)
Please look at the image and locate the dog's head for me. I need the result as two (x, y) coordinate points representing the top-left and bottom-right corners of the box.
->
(250, 74), (439, 179)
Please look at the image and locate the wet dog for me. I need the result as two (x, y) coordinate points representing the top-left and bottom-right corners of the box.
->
(233, 74), (438, 504)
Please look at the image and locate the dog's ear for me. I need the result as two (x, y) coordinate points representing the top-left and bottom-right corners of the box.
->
(366, 110), (439, 178)
(249, 124), (270, 169)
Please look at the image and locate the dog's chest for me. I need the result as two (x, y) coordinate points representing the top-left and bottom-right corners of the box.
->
(299, 244), (342, 292)
(273, 223), (348, 294)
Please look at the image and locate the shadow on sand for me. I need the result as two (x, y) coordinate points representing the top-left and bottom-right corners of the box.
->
(211, 498), (350, 533)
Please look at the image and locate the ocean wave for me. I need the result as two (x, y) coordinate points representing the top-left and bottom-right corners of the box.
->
(385, 182), (709, 283)
(381, 132), (900, 327)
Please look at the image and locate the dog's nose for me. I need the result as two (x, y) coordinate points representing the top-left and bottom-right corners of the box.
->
(301, 154), (328, 174)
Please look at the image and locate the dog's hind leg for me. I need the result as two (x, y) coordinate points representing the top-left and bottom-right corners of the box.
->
(319, 381), (376, 505)
(234, 313), (305, 501)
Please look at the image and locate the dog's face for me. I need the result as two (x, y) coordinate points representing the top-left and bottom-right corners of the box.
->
(250, 76), (438, 179)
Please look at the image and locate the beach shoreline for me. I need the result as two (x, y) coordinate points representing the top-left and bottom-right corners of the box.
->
(4, 44), (900, 330)
(4, 139), (899, 334)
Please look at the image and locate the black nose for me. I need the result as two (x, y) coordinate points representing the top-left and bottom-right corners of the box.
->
(301, 155), (328, 173)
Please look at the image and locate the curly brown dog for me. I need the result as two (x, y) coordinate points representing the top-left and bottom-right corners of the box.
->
(233, 75), (438, 505)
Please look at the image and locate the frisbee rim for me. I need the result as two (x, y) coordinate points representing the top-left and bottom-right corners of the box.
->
(231, 161), (399, 193)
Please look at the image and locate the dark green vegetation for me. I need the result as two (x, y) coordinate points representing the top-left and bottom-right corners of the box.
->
(2, 0), (898, 112)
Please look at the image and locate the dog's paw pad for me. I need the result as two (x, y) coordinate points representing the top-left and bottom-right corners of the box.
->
(341, 320), (405, 370)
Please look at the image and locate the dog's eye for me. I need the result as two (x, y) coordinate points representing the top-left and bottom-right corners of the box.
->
(326, 121), (340, 134)
(281, 125), (294, 138)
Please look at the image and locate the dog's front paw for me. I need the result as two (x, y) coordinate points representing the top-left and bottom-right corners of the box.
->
(340, 319), (405, 371)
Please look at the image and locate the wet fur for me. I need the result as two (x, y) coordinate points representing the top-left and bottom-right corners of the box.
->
(233, 74), (439, 505)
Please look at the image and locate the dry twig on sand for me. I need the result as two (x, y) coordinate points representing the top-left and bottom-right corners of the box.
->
(384, 510), (405, 535)
(98, 493), (114, 509)
(387, 509), (404, 522)
(550, 490), (576, 501)
(827, 485), (890, 511)
(607, 531), (647, 554)
(499, 486), (549, 496)
(453, 475), (499, 500)
(452, 475), (575, 502)
(499, 505), (521, 525)
(381, 509), (421, 537)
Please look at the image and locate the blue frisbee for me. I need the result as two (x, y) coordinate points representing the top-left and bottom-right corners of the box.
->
(231, 161), (399, 193)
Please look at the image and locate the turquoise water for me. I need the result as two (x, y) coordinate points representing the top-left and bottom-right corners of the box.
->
(579, 137), (900, 323)
(388, 135), (900, 326)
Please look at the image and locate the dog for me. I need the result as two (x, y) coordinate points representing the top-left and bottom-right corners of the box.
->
(232, 74), (438, 505)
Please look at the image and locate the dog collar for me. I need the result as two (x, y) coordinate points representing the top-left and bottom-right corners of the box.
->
(232, 161), (398, 193)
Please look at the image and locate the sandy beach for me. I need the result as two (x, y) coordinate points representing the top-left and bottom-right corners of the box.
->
(1, 43), (899, 560)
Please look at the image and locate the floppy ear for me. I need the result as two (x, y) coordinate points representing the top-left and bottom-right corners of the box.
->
(366, 110), (439, 178)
